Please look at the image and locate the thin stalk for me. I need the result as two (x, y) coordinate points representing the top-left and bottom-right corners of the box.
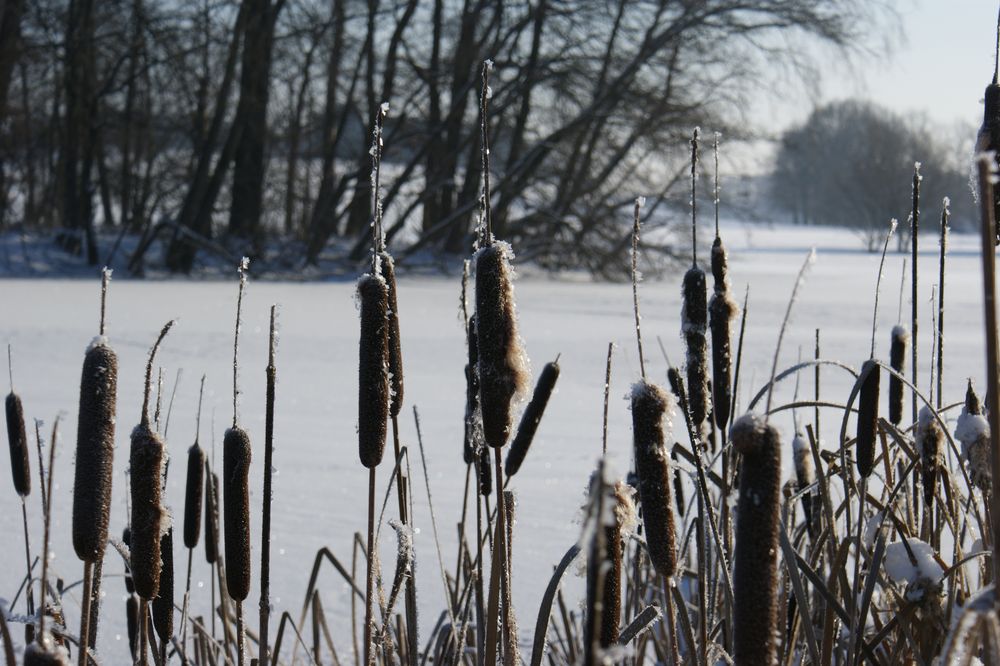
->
(603, 343), (612, 455)
(975, 156), (1000, 608)
(259, 306), (277, 666)
(236, 602), (245, 666)
(911, 165), (921, 426)
(364, 467), (377, 666)
(631, 198), (646, 378)
(937, 202), (949, 410)
(79, 561), (93, 666)
(20, 500), (33, 621)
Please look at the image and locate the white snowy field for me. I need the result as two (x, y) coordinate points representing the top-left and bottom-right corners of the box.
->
(0, 221), (992, 663)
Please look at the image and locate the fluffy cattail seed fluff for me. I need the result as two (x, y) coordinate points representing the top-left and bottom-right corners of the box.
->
(358, 272), (390, 468)
(183, 443), (205, 549)
(475, 241), (529, 448)
(72, 338), (118, 562)
(631, 379), (677, 579)
(152, 527), (174, 644)
(24, 634), (70, 665)
(379, 252), (405, 417)
(6, 391), (30, 496)
(223, 426), (252, 601)
(730, 413), (782, 666)
(889, 326), (908, 426)
(505, 359), (560, 477)
(682, 266), (710, 427)
(855, 360), (880, 478)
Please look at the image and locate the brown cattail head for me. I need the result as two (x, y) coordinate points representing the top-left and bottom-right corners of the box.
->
(223, 425), (252, 601)
(358, 272), (390, 468)
(126, 594), (139, 660)
(183, 442), (205, 549)
(916, 406), (943, 506)
(730, 413), (782, 666)
(477, 445), (492, 496)
(601, 481), (635, 648)
(6, 392), (30, 496)
(682, 266), (710, 427)
(475, 241), (529, 448)
(505, 359), (560, 478)
(709, 287), (736, 431)
(630, 379), (677, 579)
(979, 76), (1000, 244)
(855, 359), (880, 478)
(204, 467), (219, 564)
(889, 326), (909, 426)
(129, 420), (166, 599)
(464, 315), (480, 465)
(122, 527), (135, 594)
(72, 339), (118, 562)
(957, 380), (991, 492)
(379, 252), (405, 417)
(152, 526), (174, 644)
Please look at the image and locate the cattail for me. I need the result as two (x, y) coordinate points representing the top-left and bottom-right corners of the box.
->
(889, 326), (908, 426)
(464, 316), (480, 465)
(792, 432), (815, 535)
(72, 337), (118, 562)
(223, 426), (252, 601)
(126, 594), (139, 660)
(977, 50), (1000, 245)
(915, 406), (943, 506)
(957, 380), (991, 492)
(731, 413), (782, 666)
(184, 443), (205, 549)
(855, 360), (880, 478)
(379, 251), (405, 417)
(602, 482), (635, 648)
(505, 359), (560, 478)
(205, 467), (219, 564)
(358, 272), (390, 468)
(683, 267), (710, 428)
(6, 391), (30, 496)
(630, 379), (677, 579)
(477, 445), (492, 496)
(123, 527), (134, 594)
(152, 527), (175, 645)
(475, 241), (529, 448)
(709, 237), (736, 431)
(24, 634), (70, 665)
(129, 321), (174, 600)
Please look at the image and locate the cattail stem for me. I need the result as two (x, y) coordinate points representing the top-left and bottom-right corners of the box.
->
(363, 467), (376, 666)
(235, 602), (245, 666)
(974, 156), (1000, 608)
(690, 128), (699, 265)
(479, 61), (493, 243)
(911, 165), (921, 426)
(937, 202), (948, 410)
(603, 343), (612, 455)
(492, 446), (510, 665)
(631, 198), (646, 378)
(259, 306), (277, 666)
(20, 500), (34, 619)
(99, 268), (110, 337)
(870, 219), (898, 357)
(233, 259), (248, 428)
(78, 561), (93, 666)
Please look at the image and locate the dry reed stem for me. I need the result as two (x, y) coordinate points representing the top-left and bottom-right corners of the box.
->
(260, 305), (277, 666)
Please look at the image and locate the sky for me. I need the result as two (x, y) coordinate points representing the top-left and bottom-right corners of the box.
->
(792, 0), (996, 131)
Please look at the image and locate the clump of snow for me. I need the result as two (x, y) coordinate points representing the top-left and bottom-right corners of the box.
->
(891, 324), (909, 341)
(884, 538), (943, 586)
(88, 335), (110, 352)
(863, 511), (884, 551)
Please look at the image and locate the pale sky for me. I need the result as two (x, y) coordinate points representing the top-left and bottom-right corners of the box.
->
(799, 0), (995, 131)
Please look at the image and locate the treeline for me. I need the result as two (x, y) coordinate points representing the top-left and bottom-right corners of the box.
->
(0, 0), (888, 275)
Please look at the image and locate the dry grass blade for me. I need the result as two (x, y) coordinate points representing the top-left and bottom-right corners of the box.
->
(529, 544), (581, 666)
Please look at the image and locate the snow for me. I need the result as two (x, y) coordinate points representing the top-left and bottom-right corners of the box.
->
(884, 538), (944, 585)
(0, 219), (993, 660)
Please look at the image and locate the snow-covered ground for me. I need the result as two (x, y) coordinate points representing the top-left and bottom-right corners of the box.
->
(0, 220), (990, 663)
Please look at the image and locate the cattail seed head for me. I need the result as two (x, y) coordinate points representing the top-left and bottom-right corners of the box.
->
(478, 445), (492, 496)
(505, 360), (560, 478)
(709, 238), (735, 430)
(957, 381), (991, 492)
(855, 359), (880, 478)
(682, 267), (710, 427)
(183, 443), (205, 549)
(730, 413), (782, 666)
(475, 242), (529, 448)
(602, 481), (635, 648)
(204, 468), (219, 564)
(72, 340), (118, 562)
(223, 426), (252, 601)
(916, 406), (944, 506)
(24, 633), (70, 666)
(358, 273), (390, 468)
(152, 526), (174, 644)
(379, 252), (405, 417)
(978, 79), (1000, 243)
(129, 421), (166, 599)
(6, 392), (30, 496)
(464, 316), (481, 465)
(630, 379), (677, 579)
(889, 326), (909, 426)
(126, 594), (139, 659)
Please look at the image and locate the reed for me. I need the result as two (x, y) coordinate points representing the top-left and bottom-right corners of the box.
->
(380, 252), (405, 418)
(889, 326), (908, 426)
(151, 527), (174, 657)
(683, 128), (710, 429)
(358, 272), (390, 469)
(855, 360), (880, 479)
(259, 305), (278, 666)
(957, 381), (991, 493)
(791, 432), (816, 537)
(6, 366), (30, 498)
(631, 380), (677, 579)
(505, 358), (559, 478)
(730, 413), (781, 666)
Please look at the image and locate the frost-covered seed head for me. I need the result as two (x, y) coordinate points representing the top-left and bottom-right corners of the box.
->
(6, 392), (30, 497)
(855, 359), (880, 478)
(358, 273), (390, 468)
(223, 426), (252, 601)
(889, 326), (908, 426)
(129, 421), (166, 599)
